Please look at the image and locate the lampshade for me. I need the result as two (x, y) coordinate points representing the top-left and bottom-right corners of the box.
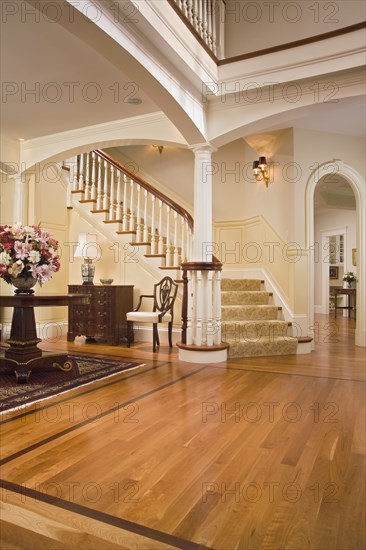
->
(74, 233), (99, 259)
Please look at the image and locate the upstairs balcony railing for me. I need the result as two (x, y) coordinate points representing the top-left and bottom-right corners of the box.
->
(169, 0), (225, 59)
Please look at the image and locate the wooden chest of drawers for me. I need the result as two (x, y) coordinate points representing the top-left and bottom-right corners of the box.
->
(67, 285), (134, 345)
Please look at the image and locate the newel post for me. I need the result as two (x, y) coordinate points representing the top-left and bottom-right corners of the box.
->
(177, 143), (228, 363)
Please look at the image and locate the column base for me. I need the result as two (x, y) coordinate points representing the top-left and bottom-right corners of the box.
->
(176, 342), (229, 363)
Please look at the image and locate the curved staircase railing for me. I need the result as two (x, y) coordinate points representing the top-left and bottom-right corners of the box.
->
(67, 150), (193, 268)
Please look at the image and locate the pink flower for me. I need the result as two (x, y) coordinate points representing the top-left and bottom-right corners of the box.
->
(14, 241), (32, 260)
(34, 264), (52, 282)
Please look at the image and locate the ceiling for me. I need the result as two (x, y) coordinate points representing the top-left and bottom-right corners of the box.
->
(0, 7), (158, 141)
(1, 2), (365, 144)
(314, 174), (356, 214)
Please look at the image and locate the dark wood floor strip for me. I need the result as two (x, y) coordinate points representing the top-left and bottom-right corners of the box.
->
(0, 365), (208, 465)
(208, 363), (366, 382)
(0, 480), (215, 550)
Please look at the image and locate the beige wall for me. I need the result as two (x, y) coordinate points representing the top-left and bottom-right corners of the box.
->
(224, 0), (365, 58)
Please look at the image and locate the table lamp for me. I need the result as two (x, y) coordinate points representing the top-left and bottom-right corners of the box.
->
(74, 233), (99, 285)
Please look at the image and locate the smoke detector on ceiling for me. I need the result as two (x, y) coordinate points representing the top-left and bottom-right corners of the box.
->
(126, 97), (142, 105)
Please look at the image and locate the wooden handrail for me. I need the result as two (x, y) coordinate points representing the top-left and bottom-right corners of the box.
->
(95, 149), (194, 232)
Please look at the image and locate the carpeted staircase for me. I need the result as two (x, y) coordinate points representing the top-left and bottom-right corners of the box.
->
(221, 279), (298, 358)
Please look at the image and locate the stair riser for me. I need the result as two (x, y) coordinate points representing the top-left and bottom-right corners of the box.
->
(222, 306), (280, 321)
(228, 339), (298, 358)
(221, 279), (262, 291)
(221, 292), (271, 305)
(222, 324), (291, 338)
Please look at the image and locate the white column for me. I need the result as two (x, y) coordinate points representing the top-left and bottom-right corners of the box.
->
(13, 174), (28, 224)
(190, 143), (217, 262)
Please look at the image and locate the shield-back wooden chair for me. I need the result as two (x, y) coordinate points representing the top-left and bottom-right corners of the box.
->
(126, 276), (179, 352)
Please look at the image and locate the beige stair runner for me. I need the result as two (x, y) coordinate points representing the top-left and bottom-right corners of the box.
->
(221, 279), (298, 358)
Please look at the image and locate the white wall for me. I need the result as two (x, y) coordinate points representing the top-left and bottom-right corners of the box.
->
(294, 128), (365, 245)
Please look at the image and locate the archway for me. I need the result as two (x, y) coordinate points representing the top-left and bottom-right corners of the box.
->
(306, 161), (366, 347)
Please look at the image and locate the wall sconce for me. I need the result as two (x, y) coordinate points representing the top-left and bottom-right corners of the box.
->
(153, 145), (164, 154)
(253, 156), (270, 187)
(74, 233), (99, 284)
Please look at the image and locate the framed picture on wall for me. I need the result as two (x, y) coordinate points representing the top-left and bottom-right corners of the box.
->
(329, 266), (339, 279)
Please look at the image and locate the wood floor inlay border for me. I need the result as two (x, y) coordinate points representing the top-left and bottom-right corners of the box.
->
(0, 365), (208, 466)
(208, 363), (366, 382)
(0, 480), (215, 550)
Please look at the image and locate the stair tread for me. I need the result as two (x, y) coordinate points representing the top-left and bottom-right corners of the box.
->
(222, 320), (290, 325)
(222, 304), (281, 309)
(225, 335), (298, 342)
(221, 289), (273, 296)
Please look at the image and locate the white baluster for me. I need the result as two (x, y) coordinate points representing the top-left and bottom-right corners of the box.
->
(192, 0), (199, 30)
(173, 211), (179, 266)
(91, 152), (97, 200)
(186, 270), (193, 345)
(116, 171), (122, 220)
(66, 167), (72, 207)
(197, 0), (203, 39)
(129, 179), (135, 232)
(187, 0), (193, 24)
(84, 153), (91, 200)
(211, 0), (217, 55)
(166, 205), (171, 266)
(150, 195), (156, 254)
(122, 174), (128, 231)
(143, 190), (149, 242)
(180, 218), (186, 263)
(207, 0), (213, 51)
(72, 155), (78, 190)
(102, 160), (109, 211)
(213, 269), (222, 344)
(78, 153), (84, 190)
(158, 200), (164, 254)
(186, 221), (191, 261)
(109, 166), (115, 220)
(195, 270), (203, 345)
(96, 156), (103, 210)
(135, 184), (141, 241)
(205, 270), (214, 345)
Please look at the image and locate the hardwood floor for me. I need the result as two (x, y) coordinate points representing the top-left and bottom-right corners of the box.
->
(1, 314), (365, 549)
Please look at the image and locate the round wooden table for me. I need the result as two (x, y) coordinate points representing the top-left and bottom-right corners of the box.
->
(0, 294), (89, 383)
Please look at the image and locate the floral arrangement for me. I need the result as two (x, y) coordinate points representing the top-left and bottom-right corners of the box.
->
(0, 223), (60, 285)
(342, 271), (357, 284)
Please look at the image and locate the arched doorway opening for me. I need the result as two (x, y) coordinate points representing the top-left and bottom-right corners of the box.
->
(306, 161), (366, 348)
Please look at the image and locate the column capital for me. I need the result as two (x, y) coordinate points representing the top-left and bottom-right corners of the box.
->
(189, 143), (217, 155)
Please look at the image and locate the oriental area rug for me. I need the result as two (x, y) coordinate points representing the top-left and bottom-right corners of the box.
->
(0, 354), (143, 413)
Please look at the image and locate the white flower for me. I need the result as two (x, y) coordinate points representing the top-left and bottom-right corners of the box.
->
(28, 250), (41, 264)
(0, 251), (11, 265)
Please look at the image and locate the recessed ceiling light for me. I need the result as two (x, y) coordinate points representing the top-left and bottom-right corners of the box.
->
(19, 138), (24, 141)
(126, 97), (142, 105)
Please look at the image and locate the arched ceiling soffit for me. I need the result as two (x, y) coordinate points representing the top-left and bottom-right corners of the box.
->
(209, 93), (366, 149)
(22, 1), (206, 145)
